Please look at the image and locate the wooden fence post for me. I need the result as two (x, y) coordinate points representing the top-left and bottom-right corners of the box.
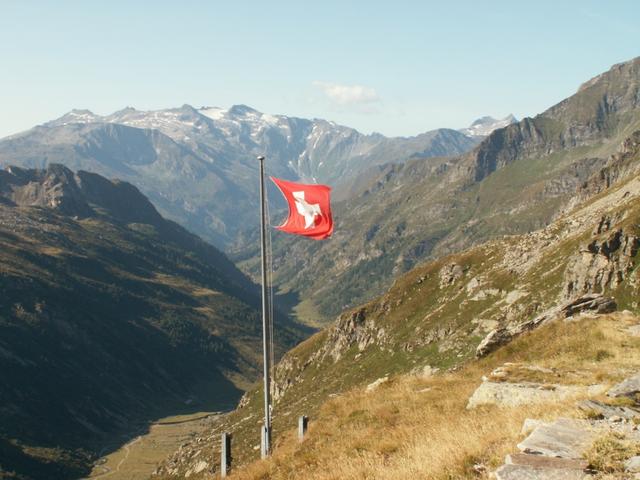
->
(221, 432), (231, 477)
(298, 415), (308, 441)
(261, 424), (268, 459)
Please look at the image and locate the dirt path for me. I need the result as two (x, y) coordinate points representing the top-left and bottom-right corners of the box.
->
(90, 435), (142, 479)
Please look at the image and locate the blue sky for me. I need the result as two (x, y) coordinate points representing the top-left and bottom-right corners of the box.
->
(1, 0), (639, 138)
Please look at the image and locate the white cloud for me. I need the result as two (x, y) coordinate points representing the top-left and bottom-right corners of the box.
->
(312, 81), (381, 106)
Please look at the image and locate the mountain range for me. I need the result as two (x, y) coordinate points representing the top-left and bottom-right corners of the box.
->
(0, 105), (484, 249)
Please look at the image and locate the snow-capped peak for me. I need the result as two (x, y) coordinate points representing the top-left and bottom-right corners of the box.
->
(199, 106), (226, 120)
(459, 114), (517, 138)
(45, 109), (101, 127)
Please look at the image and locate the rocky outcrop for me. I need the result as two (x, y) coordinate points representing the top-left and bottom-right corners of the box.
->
(467, 382), (606, 409)
(476, 294), (616, 358)
(577, 130), (640, 200)
(438, 262), (465, 288)
(493, 368), (640, 480)
(0, 164), (93, 217)
(517, 418), (596, 459)
(271, 306), (390, 403)
(0, 164), (165, 225)
(325, 307), (387, 361)
(563, 226), (639, 300)
(607, 373), (640, 398)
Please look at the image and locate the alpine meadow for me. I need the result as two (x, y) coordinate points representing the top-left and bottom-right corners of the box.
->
(2, 3), (640, 480)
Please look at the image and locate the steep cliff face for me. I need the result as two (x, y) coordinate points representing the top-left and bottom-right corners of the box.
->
(577, 130), (640, 199)
(0, 164), (165, 224)
(458, 58), (640, 186)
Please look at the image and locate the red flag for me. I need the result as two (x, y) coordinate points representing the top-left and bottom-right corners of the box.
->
(271, 177), (333, 240)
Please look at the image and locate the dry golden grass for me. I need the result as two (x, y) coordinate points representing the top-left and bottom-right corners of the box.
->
(226, 313), (640, 480)
(585, 432), (640, 476)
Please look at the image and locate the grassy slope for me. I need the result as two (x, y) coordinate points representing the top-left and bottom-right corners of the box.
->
(233, 313), (640, 480)
(155, 124), (640, 478)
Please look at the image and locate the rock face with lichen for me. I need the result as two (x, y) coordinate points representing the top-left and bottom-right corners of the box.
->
(563, 224), (639, 300)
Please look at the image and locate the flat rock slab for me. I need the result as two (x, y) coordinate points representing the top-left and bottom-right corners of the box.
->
(495, 464), (590, 480)
(518, 418), (596, 458)
(506, 453), (588, 470)
(467, 381), (606, 409)
(578, 399), (640, 420)
(608, 373), (640, 398)
(626, 456), (640, 473)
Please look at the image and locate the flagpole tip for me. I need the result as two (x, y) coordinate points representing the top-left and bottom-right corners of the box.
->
(257, 155), (265, 162)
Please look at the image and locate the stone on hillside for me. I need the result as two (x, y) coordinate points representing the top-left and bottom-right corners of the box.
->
(561, 294), (616, 317)
(412, 364), (438, 378)
(185, 460), (209, 477)
(466, 276), (480, 292)
(471, 288), (500, 301)
(505, 453), (588, 470)
(475, 327), (512, 357)
(578, 399), (640, 420)
(495, 464), (589, 480)
(476, 294), (616, 358)
(505, 289), (528, 304)
(626, 456), (640, 473)
(467, 381), (606, 409)
(607, 373), (640, 398)
(522, 419), (548, 436)
(517, 418), (595, 458)
(439, 262), (464, 288)
(366, 376), (389, 392)
(626, 324), (640, 336)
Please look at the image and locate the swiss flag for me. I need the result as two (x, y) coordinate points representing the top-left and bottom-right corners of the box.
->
(271, 177), (333, 240)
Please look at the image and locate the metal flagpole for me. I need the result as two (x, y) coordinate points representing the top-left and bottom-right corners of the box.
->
(257, 155), (272, 458)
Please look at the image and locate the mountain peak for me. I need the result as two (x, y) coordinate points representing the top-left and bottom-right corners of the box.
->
(228, 104), (259, 116)
(0, 164), (163, 224)
(460, 114), (517, 138)
(47, 109), (101, 127)
(577, 56), (640, 93)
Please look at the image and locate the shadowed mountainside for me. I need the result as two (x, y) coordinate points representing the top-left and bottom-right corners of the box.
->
(0, 164), (307, 480)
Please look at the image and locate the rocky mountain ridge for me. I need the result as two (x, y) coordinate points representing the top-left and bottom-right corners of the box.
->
(0, 104), (479, 249)
(236, 56), (640, 324)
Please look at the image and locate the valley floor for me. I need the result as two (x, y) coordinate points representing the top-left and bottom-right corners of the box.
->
(87, 412), (220, 480)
